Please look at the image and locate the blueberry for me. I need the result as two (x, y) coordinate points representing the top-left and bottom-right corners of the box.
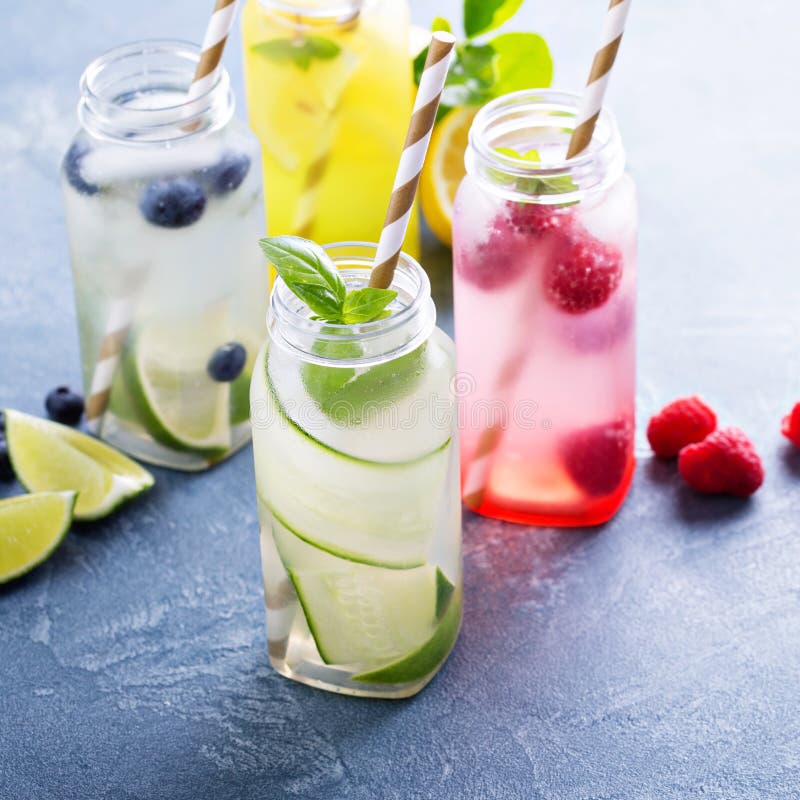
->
(64, 141), (101, 196)
(207, 343), (247, 382)
(45, 386), (85, 426)
(202, 151), (251, 195)
(0, 437), (13, 482)
(139, 178), (206, 228)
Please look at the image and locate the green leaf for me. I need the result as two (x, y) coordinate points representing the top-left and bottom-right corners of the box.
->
(464, 0), (524, 38)
(251, 35), (341, 71)
(341, 288), (398, 324)
(490, 32), (553, 96)
(432, 17), (452, 33)
(440, 42), (495, 108)
(301, 337), (361, 414)
(259, 236), (346, 320)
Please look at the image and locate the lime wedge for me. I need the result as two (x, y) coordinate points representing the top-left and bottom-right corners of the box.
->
(0, 491), (76, 583)
(353, 588), (462, 685)
(4, 410), (154, 520)
(122, 318), (232, 457)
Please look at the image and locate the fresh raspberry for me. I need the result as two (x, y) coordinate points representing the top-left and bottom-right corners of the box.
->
(646, 396), (718, 458)
(544, 235), (623, 314)
(561, 417), (633, 497)
(507, 202), (575, 240)
(678, 427), (764, 497)
(781, 402), (800, 448)
(455, 216), (527, 290)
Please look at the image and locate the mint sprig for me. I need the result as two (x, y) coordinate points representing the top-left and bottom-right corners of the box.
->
(252, 35), (341, 71)
(259, 236), (397, 324)
(413, 1), (553, 120)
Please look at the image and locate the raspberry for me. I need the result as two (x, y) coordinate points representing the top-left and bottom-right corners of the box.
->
(455, 216), (527, 290)
(646, 396), (718, 458)
(544, 235), (623, 314)
(561, 417), (633, 497)
(781, 402), (800, 448)
(678, 427), (764, 497)
(507, 202), (575, 239)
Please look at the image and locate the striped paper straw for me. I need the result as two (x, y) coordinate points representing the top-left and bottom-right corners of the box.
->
(85, 297), (136, 434)
(567, 0), (631, 159)
(369, 31), (455, 289)
(188, 0), (238, 102)
(86, 2), (237, 436)
(463, 0), (632, 509)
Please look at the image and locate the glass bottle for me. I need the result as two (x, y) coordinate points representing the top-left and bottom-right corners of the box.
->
(241, 0), (420, 260)
(453, 89), (637, 526)
(251, 243), (461, 697)
(62, 40), (267, 471)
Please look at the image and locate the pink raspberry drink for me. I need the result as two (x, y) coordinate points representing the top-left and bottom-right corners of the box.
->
(453, 90), (637, 526)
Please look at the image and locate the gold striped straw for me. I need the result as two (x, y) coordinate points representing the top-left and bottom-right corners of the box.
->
(85, 0), (238, 436)
(462, 0), (632, 511)
(369, 31), (456, 289)
(567, 0), (631, 158)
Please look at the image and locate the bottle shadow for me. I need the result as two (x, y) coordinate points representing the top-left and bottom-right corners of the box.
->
(782, 443), (800, 479)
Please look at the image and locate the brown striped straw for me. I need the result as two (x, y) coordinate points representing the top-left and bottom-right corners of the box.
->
(463, 0), (632, 509)
(567, 0), (631, 159)
(369, 31), (455, 289)
(86, 1), (238, 436)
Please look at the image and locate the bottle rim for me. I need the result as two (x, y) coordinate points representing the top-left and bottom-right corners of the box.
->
(268, 242), (436, 367)
(466, 89), (626, 204)
(78, 39), (234, 143)
(256, 0), (364, 23)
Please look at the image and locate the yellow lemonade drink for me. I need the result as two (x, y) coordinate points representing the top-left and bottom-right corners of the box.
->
(241, 0), (420, 259)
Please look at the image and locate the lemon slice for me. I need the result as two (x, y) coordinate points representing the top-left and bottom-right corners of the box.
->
(420, 106), (478, 247)
(4, 410), (154, 521)
(0, 492), (76, 583)
(123, 317), (233, 457)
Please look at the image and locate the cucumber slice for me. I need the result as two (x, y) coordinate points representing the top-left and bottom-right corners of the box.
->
(272, 515), (444, 671)
(353, 587), (462, 685)
(253, 368), (451, 568)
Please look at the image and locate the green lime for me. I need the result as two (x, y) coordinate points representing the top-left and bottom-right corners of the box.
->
(0, 491), (76, 583)
(122, 319), (232, 457)
(4, 410), (154, 521)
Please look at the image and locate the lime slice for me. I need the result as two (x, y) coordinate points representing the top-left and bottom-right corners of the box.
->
(122, 318), (232, 457)
(353, 588), (462, 685)
(272, 515), (445, 670)
(0, 491), (76, 583)
(4, 410), (154, 520)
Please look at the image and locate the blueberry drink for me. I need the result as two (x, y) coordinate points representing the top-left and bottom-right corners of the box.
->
(62, 41), (267, 470)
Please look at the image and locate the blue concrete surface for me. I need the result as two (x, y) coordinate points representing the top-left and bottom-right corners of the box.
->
(1, 1), (799, 798)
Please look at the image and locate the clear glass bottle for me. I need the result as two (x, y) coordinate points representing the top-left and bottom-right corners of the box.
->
(241, 0), (420, 260)
(251, 243), (461, 697)
(453, 90), (637, 526)
(62, 40), (268, 471)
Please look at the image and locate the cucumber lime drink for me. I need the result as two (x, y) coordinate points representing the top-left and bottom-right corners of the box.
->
(62, 41), (267, 470)
(252, 239), (462, 698)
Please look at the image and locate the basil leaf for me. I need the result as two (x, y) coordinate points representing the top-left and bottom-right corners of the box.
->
(341, 288), (397, 324)
(464, 0), (523, 39)
(251, 35), (341, 71)
(259, 236), (346, 320)
(490, 32), (552, 96)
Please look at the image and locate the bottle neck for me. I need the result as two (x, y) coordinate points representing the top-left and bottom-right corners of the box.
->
(78, 39), (234, 144)
(465, 89), (626, 205)
(269, 243), (435, 367)
(257, 0), (364, 29)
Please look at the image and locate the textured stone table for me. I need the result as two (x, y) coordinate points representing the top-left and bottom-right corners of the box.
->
(1, 1), (799, 798)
